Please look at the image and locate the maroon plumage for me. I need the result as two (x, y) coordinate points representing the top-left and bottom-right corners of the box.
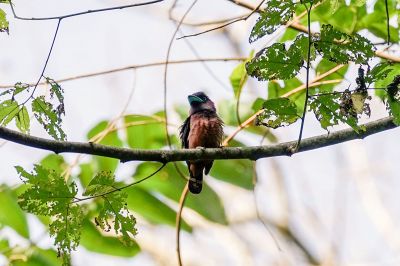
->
(179, 92), (223, 194)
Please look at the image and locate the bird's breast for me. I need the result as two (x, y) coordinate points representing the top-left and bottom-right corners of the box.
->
(188, 113), (223, 149)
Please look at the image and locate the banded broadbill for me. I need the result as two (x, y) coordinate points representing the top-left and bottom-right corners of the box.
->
(179, 92), (223, 194)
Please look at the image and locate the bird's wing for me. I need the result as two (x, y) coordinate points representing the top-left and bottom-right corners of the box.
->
(179, 116), (191, 148)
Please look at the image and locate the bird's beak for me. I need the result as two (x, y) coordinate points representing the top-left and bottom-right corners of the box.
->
(188, 95), (205, 104)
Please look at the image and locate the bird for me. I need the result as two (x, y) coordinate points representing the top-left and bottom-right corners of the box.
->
(179, 92), (224, 194)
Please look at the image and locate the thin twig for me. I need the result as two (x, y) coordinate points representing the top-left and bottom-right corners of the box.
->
(0, 57), (245, 89)
(282, 74), (344, 98)
(163, 22), (191, 266)
(73, 163), (166, 203)
(164, 0), (201, 148)
(311, 87), (387, 98)
(179, 30), (232, 92)
(235, 92), (242, 125)
(176, 183), (189, 266)
(164, 0), (199, 181)
(294, 3), (313, 151)
(177, 0), (266, 40)
(22, 19), (62, 104)
(168, 0), (179, 20)
(374, 50), (400, 62)
(384, 0), (391, 44)
(9, 0), (164, 21)
(171, 14), (249, 27)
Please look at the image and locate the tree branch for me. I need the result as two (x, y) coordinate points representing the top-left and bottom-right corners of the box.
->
(0, 117), (397, 162)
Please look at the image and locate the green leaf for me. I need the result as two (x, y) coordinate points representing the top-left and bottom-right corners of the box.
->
(387, 99), (400, 125)
(80, 219), (140, 257)
(314, 24), (375, 64)
(249, 0), (295, 42)
(0, 99), (19, 126)
(32, 96), (66, 141)
(0, 185), (29, 238)
(133, 163), (228, 224)
(210, 159), (253, 190)
(218, 99), (247, 125)
(309, 93), (362, 131)
(353, 0), (366, 6)
(125, 187), (192, 232)
(45, 77), (65, 117)
(87, 121), (123, 172)
(356, 0), (399, 42)
(371, 62), (400, 100)
(267, 77), (311, 115)
(78, 162), (95, 188)
(246, 35), (306, 80)
(230, 62), (248, 99)
(84, 172), (137, 246)
(217, 99), (271, 137)
(16, 106), (30, 134)
(329, 0), (340, 13)
(0, 83), (29, 98)
(13, 82), (30, 97)
(313, 1), (357, 34)
(366, 61), (395, 85)
(295, 35), (316, 62)
(83, 171), (116, 196)
(360, 18), (399, 43)
(124, 113), (166, 149)
(0, 239), (9, 252)
(49, 204), (82, 266)
(315, 59), (348, 92)
(386, 75), (400, 125)
(251, 98), (264, 112)
(0, 8), (9, 34)
(40, 154), (67, 175)
(12, 248), (60, 266)
(16, 165), (81, 265)
(279, 28), (299, 42)
(256, 98), (299, 128)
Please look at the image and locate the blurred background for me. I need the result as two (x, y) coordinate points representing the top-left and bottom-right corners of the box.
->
(0, 0), (400, 265)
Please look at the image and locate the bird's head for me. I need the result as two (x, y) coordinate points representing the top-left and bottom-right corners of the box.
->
(188, 92), (216, 114)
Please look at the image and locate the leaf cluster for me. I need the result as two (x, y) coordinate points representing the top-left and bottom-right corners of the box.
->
(17, 165), (81, 265)
(0, 78), (66, 140)
(243, 0), (399, 131)
(15, 164), (137, 265)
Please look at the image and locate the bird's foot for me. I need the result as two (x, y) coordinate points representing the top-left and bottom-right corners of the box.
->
(195, 146), (205, 151)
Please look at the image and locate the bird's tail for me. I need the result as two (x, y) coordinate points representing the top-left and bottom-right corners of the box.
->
(189, 165), (203, 194)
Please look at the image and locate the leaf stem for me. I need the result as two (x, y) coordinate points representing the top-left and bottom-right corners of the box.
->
(73, 163), (166, 203)
(384, 0), (391, 44)
(294, 3), (313, 151)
